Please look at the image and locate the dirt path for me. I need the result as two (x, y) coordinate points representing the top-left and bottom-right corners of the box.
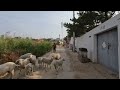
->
(23, 46), (118, 79)
(65, 48), (118, 79)
(2, 46), (118, 79)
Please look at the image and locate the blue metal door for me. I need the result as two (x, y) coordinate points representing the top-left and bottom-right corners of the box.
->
(97, 27), (118, 73)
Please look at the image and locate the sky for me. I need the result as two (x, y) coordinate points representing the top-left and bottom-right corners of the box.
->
(1, 11), (118, 39)
(0, 11), (78, 39)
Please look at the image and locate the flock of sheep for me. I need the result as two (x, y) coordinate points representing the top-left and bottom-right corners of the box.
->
(0, 52), (65, 79)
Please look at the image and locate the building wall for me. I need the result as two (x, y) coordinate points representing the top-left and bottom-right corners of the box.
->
(72, 13), (120, 78)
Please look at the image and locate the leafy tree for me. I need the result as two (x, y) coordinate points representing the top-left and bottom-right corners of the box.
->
(64, 11), (115, 38)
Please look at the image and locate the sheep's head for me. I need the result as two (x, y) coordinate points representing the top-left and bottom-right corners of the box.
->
(15, 59), (19, 64)
(29, 54), (33, 58)
(50, 57), (54, 61)
(26, 58), (31, 62)
(15, 64), (21, 70)
(28, 58), (33, 63)
(19, 59), (23, 65)
(51, 56), (54, 60)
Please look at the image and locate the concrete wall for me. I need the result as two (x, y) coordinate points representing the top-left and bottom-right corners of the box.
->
(70, 37), (73, 45)
(72, 13), (120, 78)
(75, 32), (93, 60)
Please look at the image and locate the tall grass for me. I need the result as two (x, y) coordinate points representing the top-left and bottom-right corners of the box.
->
(0, 37), (52, 57)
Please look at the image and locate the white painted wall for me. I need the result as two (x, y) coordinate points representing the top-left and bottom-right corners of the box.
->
(70, 37), (73, 45)
(70, 13), (120, 78)
(75, 33), (94, 60)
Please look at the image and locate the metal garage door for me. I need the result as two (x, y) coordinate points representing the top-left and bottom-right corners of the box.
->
(97, 27), (118, 73)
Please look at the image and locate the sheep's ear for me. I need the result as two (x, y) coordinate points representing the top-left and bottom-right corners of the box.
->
(29, 55), (33, 58)
(15, 60), (19, 64)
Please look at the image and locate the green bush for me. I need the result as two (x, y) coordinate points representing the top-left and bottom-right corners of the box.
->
(0, 37), (52, 57)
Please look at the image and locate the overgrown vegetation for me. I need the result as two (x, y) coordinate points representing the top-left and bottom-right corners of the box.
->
(0, 37), (52, 62)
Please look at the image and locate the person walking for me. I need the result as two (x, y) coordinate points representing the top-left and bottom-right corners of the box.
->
(52, 42), (56, 52)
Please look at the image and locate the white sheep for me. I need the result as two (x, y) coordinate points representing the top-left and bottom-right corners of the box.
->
(19, 53), (32, 59)
(15, 58), (31, 75)
(0, 62), (20, 79)
(25, 63), (33, 76)
(29, 55), (37, 65)
(51, 58), (65, 72)
(37, 57), (44, 69)
(15, 58), (30, 68)
(41, 57), (54, 71)
(29, 55), (37, 71)
(50, 53), (61, 60)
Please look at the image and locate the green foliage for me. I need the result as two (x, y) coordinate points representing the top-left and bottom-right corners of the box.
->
(64, 11), (115, 38)
(0, 37), (52, 57)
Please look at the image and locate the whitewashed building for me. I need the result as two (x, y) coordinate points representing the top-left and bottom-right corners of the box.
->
(70, 13), (120, 78)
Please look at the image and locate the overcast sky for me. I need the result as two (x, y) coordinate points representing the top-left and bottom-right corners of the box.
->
(1, 11), (118, 39)
(0, 11), (78, 39)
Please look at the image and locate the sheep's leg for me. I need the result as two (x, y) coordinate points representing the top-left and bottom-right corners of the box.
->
(45, 63), (47, 68)
(45, 63), (48, 72)
(42, 62), (44, 70)
(27, 68), (30, 76)
(49, 65), (51, 70)
(45, 64), (47, 72)
(25, 71), (27, 76)
(31, 66), (33, 75)
(30, 68), (32, 75)
(44, 63), (46, 70)
(59, 65), (62, 71)
(11, 69), (14, 79)
(27, 71), (29, 76)
(39, 64), (40, 69)
(57, 66), (60, 72)
(25, 68), (27, 76)
(53, 65), (56, 71)
(43, 62), (45, 69)
(46, 64), (48, 69)
(43, 63), (45, 69)
(40, 63), (42, 69)
(30, 67), (33, 75)
(54, 65), (58, 72)
(19, 68), (22, 75)
(49, 64), (51, 70)
(47, 64), (50, 70)
(33, 65), (35, 72)
(41, 62), (43, 67)
(39, 63), (41, 69)
(55, 66), (58, 75)
(41, 63), (43, 70)
(47, 64), (50, 71)
(40, 63), (43, 70)
(50, 64), (53, 69)
(61, 66), (63, 71)
(43, 63), (46, 69)
(45, 64), (47, 71)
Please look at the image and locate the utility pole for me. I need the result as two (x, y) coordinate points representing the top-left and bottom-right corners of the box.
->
(59, 34), (60, 40)
(61, 22), (63, 41)
(73, 11), (76, 52)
